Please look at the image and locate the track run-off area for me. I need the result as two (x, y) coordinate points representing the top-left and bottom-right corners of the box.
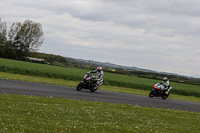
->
(0, 79), (199, 112)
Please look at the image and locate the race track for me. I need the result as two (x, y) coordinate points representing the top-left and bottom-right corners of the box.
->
(0, 79), (199, 112)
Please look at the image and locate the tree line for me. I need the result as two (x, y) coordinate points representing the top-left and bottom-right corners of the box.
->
(0, 17), (44, 60)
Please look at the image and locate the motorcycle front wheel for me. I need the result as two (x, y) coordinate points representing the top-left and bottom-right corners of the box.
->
(149, 91), (155, 98)
(161, 93), (169, 99)
(77, 82), (84, 91)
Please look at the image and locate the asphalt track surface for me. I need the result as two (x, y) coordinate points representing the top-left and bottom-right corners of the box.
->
(0, 79), (200, 112)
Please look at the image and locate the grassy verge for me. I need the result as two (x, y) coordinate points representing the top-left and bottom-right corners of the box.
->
(1, 58), (200, 97)
(1, 72), (199, 103)
(0, 94), (199, 133)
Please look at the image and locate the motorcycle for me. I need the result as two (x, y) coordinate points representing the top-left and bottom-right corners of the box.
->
(76, 73), (102, 92)
(149, 83), (172, 99)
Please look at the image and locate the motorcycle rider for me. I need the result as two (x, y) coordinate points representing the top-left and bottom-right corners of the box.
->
(160, 77), (170, 91)
(89, 66), (104, 89)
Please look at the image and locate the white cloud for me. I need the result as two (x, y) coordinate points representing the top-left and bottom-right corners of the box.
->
(0, 0), (200, 77)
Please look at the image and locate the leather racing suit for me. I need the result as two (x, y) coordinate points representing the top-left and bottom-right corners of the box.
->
(160, 80), (170, 91)
(89, 69), (104, 88)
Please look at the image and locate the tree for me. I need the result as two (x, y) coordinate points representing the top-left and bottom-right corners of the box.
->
(0, 17), (7, 57)
(8, 20), (44, 59)
(0, 17), (7, 44)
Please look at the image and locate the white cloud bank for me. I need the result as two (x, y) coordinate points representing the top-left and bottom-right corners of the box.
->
(0, 0), (200, 77)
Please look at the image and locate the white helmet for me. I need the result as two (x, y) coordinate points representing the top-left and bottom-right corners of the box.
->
(163, 77), (168, 81)
(97, 66), (102, 71)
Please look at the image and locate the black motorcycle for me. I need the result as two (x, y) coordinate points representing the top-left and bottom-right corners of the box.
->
(76, 73), (99, 92)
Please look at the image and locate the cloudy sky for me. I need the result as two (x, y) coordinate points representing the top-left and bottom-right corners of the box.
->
(1, 0), (200, 77)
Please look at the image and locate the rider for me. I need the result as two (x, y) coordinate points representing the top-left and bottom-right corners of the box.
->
(89, 66), (104, 89)
(160, 77), (170, 91)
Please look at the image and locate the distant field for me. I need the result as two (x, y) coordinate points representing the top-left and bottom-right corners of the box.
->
(0, 58), (200, 97)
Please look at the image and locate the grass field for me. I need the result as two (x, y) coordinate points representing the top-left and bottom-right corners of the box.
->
(0, 58), (200, 132)
(0, 72), (199, 103)
(0, 94), (199, 133)
(0, 58), (200, 97)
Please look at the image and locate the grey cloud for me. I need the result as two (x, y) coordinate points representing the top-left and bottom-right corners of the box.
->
(1, 0), (200, 77)
(9, 0), (200, 37)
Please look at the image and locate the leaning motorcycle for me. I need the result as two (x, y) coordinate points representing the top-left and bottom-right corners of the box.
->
(149, 83), (172, 99)
(77, 73), (101, 92)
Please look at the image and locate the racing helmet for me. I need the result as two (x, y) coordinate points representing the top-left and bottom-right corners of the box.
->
(97, 66), (102, 71)
(163, 77), (168, 82)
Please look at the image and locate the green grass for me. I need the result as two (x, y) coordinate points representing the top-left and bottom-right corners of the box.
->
(0, 58), (200, 97)
(0, 94), (199, 133)
(1, 72), (199, 103)
(0, 58), (200, 132)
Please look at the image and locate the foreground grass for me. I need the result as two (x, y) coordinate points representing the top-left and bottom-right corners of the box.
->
(0, 94), (199, 133)
(0, 72), (199, 103)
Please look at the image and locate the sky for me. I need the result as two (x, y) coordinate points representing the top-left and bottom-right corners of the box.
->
(0, 0), (200, 78)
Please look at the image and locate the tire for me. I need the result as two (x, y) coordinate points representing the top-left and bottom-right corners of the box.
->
(161, 95), (168, 99)
(149, 91), (155, 98)
(161, 91), (169, 99)
(77, 82), (84, 91)
(90, 84), (98, 92)
(90, 88), (97, 92)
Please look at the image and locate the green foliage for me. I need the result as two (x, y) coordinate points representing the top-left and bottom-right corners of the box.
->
(0, 18), (7, 44)
(29, 52), (70, 66)
(0, 18), (44, 60)
(0, 58), (200, 97)
(0, 94), (200, 133)
(8, 20), (44, 52)
(0, 18), (7, 58)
